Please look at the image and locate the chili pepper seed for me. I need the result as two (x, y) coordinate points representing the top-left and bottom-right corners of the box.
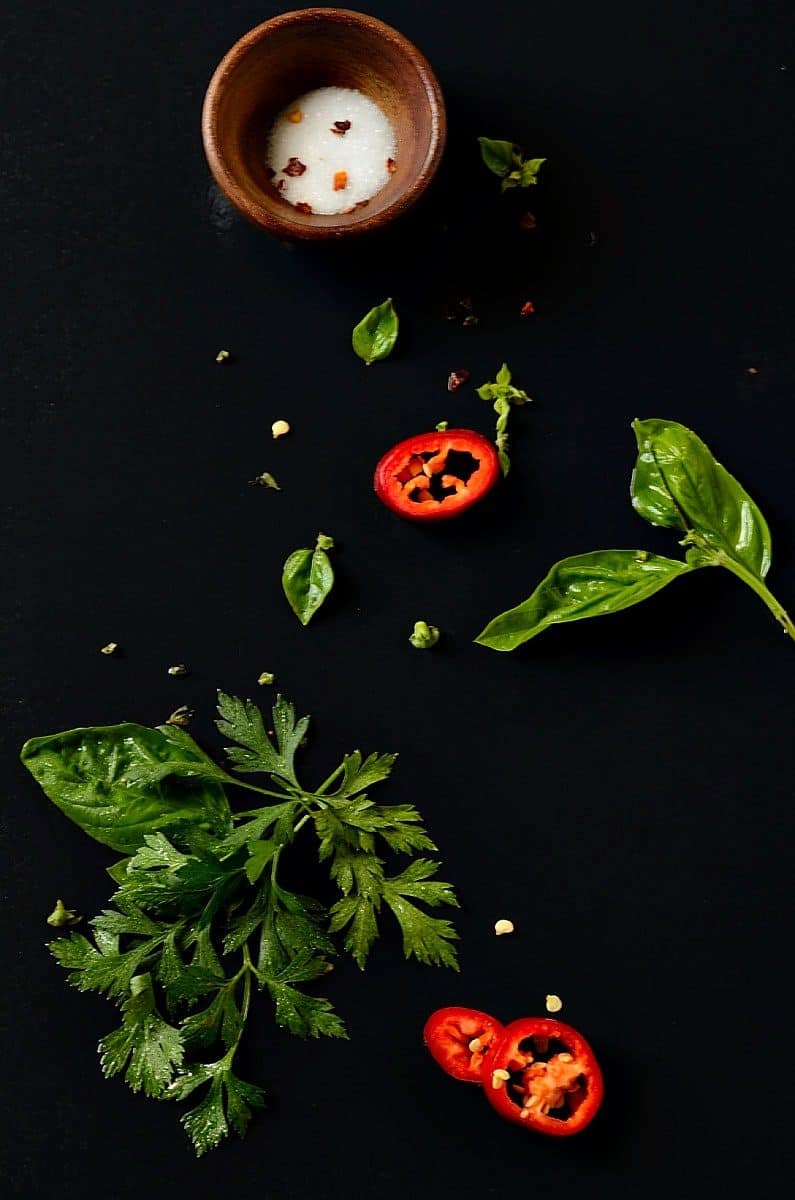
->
(494, 918), (514, 936)
(272, 420), (291, 439)
(491, 1069), (511, 1089)
(545, 994), (563, 1013)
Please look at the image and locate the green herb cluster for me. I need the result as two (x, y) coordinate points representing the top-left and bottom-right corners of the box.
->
(476, 418), (795, 648)
(21, 693), (458, 1155)
(477, 363), (532, 476)
(478, 138), (546, 192)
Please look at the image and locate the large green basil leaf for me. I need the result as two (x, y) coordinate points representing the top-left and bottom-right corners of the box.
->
(282, 537), (335, 626)
(20, 725), (232, 852)
(631, 418), (772, 579)
(475, 550), (692, 651)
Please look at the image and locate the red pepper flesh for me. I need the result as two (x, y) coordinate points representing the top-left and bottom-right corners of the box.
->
(423, 1007), (505, 1083)
(481, 1017), (604, 1136)
(374, 430), (501, 522)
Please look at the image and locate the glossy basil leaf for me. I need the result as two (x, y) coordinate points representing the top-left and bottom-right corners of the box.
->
(351, 298), (398, 365)
(477, 137), (516, 177)
(475, 550), (692, 651)
(282, 535), (335, 626)
(20, 725), (232, 852)
(631, 418), (772, 579)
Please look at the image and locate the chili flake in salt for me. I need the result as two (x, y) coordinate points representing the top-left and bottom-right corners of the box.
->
(265, 87), (397, 215)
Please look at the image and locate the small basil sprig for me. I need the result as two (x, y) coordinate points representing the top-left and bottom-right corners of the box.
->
(282, 533), (335, 626)
(352, 298), (398, 365)
(476, 418), (795, 650)
(477, 363), (532, 476)
(478, 138), (546, 192)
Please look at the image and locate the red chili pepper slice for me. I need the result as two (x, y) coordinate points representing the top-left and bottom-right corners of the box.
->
(481, 1017), (604, 1136)
(423, 1007), (505, 1083)
(374, 430), (500, 522)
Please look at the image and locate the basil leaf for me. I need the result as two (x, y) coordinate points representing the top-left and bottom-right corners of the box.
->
(520, 157), (546, 186)
(477, 137), (516, 177)
(351, 298), (398, 366)
(631, 418), (772, 578)
(282, 536), (335, 626)
(475, 550), (692, 650)
(20, 725), (232, 852)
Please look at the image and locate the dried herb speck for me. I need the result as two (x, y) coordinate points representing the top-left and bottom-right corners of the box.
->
(250, 472), (281, 490)
(331, 120), (351, 135)
(447, 369), (471, 392)
(283, 158), (306, 177)
(165, 705), (194, 727)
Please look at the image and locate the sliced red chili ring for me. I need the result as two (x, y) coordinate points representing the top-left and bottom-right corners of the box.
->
(423, 1006), (505, 1083)
(374, 429), (501, 522)
(481, 1017), (604, 1136)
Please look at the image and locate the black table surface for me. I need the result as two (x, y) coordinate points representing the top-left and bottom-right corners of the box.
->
(2, 1), (793, 1196)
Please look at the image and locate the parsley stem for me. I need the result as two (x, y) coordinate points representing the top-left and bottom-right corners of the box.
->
(314, 763), (345, 795)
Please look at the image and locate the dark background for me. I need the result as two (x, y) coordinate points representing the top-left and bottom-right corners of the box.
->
(2, 1), (793, 1196)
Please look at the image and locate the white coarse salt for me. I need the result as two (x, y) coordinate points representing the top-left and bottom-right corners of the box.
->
(265, 87), (397, 216)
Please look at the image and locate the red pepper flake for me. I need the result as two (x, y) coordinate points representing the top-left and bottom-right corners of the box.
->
(519, 211), (537, 230)
(275, 178), (285, 192)
(447, 369), (471, 392)
(283, 157), (306, 177)
(294, 201), (313, 214)
(386, 157), (397, 174)
(520, 301), (536, 316)
(333, 170), (349, 191)
(331, 120), (351, 135)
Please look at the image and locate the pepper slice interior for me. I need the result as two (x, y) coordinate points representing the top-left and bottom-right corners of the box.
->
(481, 1017), (604, 1135)
(374, 430), (501, 522)
(423, 1006), (505, 1083)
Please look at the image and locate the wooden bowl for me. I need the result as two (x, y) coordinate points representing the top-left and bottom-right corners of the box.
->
(202, 8), (446, 240)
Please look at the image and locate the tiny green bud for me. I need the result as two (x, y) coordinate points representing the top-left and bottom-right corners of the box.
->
(316, 533), (335, 551)
(409, 620), (440, 650)
(435, 420), (449, 432)
(47, 899), (81, 927)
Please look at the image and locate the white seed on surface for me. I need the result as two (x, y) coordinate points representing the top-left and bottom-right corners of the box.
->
(468, 1038), (483, 1053)
(558, 1052), (573, 1063)
(491, 1068), (510, 1089)
(545, 993), (563, 1013)
(494, 919), (514, 936)
(272, 420), (291, 439)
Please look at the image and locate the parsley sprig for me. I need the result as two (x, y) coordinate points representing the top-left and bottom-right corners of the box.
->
(23, 693), (458, 1156)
